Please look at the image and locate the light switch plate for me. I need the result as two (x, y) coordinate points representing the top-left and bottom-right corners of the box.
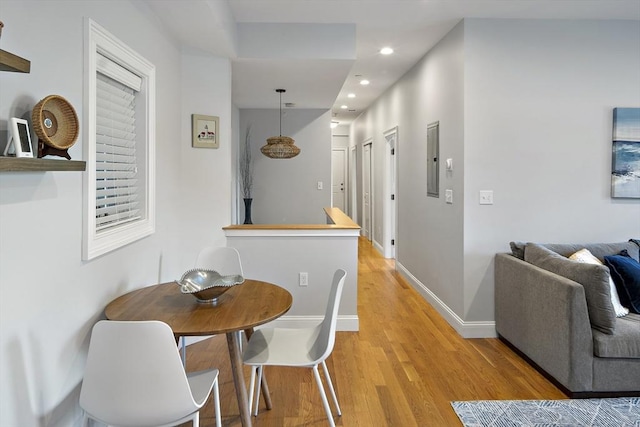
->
(445, 189), (453, 204)
(479, 190), (494, 205)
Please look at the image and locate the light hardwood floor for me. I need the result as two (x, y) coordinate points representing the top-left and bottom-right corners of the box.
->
(183, 237), (565, 426)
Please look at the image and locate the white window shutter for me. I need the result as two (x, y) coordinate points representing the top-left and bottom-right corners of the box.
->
(83, 18), (155, 261)
(95, 72), (141, 232)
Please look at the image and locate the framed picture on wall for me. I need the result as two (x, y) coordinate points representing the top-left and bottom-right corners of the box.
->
(192, 114), (219, 149)
(611, 108), (640, 198)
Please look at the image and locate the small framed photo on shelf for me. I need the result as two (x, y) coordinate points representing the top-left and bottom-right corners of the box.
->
(3, 118), (34, 158)
(192, 114), (219, 149)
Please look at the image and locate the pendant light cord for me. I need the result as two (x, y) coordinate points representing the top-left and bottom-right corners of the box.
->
(261, 88), (300, 158)
(276, 88), (285, 137)
(279, 90), (282, 137)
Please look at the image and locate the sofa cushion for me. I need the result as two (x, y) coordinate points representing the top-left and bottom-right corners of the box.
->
(604, 253), (640, 314)
(525, 243), (616, 334)
(592, 313), (640, 358)
(569, 248), (629, 318)
(541, 242), (639, 263)
(510, 241), (526, 260)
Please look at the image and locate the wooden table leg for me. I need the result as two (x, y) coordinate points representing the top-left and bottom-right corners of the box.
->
(244, 328), (273, 410)
(227, 331), (252, 427)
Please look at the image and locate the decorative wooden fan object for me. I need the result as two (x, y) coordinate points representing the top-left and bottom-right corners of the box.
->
(31, 94), (79, 159)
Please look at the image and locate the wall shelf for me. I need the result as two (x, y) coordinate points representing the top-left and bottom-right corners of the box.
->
(0, 49), (31, 73)
(0, 157), (86, 172)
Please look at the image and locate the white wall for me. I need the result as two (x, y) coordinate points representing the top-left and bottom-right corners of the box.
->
(352, 19), (640, 336)
(178, 52), (233, 262)
(239, 108), (332, 224)
(462, 19), (640, 322)
(351, 22), (466, 315)
(0, 1), (232, 425)
(226, 231), (359, 331)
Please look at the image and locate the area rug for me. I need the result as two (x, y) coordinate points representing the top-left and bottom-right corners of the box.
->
(451, 397), (640, 426)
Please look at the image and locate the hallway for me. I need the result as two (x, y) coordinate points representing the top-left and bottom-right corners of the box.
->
(184, 238), (564, 426)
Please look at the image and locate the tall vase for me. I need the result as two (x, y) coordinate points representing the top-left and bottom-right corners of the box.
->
(243, 198), (253, 224)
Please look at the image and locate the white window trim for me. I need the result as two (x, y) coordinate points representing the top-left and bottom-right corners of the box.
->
(83, 18), (156, 261)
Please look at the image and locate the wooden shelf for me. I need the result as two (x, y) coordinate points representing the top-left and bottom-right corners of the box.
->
(0, 157), (85, 172)
(0, 49), (31, 73)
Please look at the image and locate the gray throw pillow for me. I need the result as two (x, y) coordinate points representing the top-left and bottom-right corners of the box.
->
(542, 242), (639, 262)
(510, 241), (526, 260)
(524, 243), (616, 334)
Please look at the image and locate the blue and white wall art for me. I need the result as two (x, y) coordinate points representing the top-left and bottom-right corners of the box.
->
(612, 107), (640, 198)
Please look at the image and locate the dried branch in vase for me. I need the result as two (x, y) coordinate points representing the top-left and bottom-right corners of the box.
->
(240, 125), (253, 199)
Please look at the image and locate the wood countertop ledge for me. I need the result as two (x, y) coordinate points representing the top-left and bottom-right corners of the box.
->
(223, 207), (360, 230)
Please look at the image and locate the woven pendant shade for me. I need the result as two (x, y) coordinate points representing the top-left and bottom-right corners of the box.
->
(261, 89), (300, 159)
(261, 136), (300, 159)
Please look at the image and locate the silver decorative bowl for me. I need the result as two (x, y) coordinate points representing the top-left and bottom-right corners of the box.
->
(177, 269), (244, 303)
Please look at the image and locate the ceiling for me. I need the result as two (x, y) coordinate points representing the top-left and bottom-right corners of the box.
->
(145, 0), (640, 125)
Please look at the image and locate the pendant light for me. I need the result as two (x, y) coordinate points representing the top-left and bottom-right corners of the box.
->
(260, 89), (301, 159)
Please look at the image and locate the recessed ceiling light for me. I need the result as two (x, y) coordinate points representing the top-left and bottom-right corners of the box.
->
(340, 105), (348, 109)
(380, 47), (394, 55)
(360, 79), (370, 86)
(347, 93), (356, 98)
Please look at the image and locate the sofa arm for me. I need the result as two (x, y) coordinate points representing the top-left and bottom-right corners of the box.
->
(495, 253), (594, 392)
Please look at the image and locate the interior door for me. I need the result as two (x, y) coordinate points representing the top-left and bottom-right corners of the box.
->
(349, 146), (357, 220)
(385, 128), (397, 259)
(331, 148), (347, 211)
(363, 142), (372, 241)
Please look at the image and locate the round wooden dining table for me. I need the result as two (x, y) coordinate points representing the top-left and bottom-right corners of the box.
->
(104, 279), (293, 427)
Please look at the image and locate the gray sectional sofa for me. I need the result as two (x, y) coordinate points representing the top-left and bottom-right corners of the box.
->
(495, 241), (640, 397)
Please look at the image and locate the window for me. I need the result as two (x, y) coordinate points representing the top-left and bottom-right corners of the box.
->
(83, 19), (156, 260)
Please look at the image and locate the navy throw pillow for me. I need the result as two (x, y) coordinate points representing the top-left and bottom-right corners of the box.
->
(604, 253), (640, 314)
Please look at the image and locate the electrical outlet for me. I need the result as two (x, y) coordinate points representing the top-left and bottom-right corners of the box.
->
(299, 272), (308, 287)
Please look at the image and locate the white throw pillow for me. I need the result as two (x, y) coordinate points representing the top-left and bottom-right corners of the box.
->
(569, 248), (629, 317)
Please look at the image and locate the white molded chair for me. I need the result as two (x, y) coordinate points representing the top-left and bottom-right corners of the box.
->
(181, 246), (245, 363)
(80, 320), (221, 427)
(243, 269), (347, 427)
(195, 246), (244, 276)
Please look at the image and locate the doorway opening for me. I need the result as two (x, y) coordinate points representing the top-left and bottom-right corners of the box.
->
(383, 127), (398, 259)
(331, 148), (347, 211)
(349, 145), (358, 221)
(362, 140), (373, 242)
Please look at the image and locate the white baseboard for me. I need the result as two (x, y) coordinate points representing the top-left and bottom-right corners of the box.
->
(373, 239), (384, 255)
(181, 315), (359, 349)
(395, 262), (497, 338)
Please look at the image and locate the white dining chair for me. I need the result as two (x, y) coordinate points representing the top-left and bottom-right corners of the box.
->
(180, 246), (245, 364)
(243, 269), (347, 427)
(80, 320), (221, 427)
(195, 246), (244, 277)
